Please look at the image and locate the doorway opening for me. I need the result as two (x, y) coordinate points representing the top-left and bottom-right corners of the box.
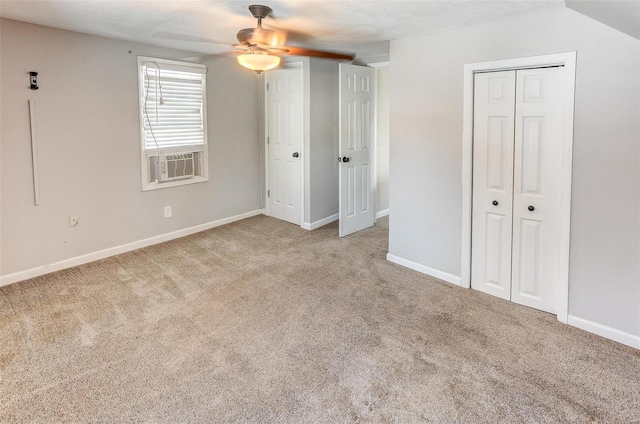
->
(263, 60), (379, 236)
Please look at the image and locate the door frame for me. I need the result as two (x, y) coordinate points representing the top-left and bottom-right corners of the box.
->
(368, 61), (390, 220)
(263, 62), (305, 227)
(461, 52), (576, 323)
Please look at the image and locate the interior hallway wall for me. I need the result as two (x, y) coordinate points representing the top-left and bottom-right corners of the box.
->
(375, 66), (390, 216)
(309, 58), (339, 224)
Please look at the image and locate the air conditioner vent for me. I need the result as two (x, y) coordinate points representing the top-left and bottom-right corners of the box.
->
(156, 153), (195, 182)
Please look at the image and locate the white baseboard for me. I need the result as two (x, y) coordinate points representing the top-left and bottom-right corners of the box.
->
(386, 253), (462, 287)
(302, 213), (339, 231)
(376, 209), (389, 219)
(0, 209), (264, 288)
(568, 315), (640, 349)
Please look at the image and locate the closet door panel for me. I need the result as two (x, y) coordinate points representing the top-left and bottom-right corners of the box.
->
(511, 67), (564, 313)
(471, 71), (516, 300)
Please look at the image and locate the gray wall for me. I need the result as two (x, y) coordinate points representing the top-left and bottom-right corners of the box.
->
(375, 67), (390, 215)
(389, 8), (639, 335)
(309, 58), (339, 223)
(1, 19), (261, 277)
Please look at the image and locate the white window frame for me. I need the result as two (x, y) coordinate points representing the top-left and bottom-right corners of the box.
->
(138, 56), (209, 191)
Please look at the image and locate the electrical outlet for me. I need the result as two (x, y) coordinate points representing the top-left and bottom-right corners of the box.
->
(69, 214), (79, 227)
(164, 206), (172, 218)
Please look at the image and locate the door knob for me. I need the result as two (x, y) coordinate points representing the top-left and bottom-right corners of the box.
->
(492, 200), (498, 206)
(342, 157), (350, 163)
(292, 152), (299, 158)
(528, 205), (535, 211)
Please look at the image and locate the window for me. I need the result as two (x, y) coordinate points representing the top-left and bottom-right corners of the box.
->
(138, 56), (208, 190)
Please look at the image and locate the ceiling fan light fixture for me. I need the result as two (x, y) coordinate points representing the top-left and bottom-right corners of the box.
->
(237, 52), (281, 74)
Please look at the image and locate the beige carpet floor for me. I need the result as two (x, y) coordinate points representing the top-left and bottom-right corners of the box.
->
(1, 216), (639, 423)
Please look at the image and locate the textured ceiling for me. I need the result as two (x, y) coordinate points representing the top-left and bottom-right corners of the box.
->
(1, 1), (636, 63)
(0, 0), (570, 63)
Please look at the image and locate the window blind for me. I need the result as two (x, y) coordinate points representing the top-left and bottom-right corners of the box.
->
(142, 65), (205, 150)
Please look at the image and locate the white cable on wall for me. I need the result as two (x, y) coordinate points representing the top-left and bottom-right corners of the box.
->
(142, 62), (164, 182)
(28, 99), (40, 206)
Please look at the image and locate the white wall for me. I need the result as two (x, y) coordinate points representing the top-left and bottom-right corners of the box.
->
(375, 67), (390, 216)
(389, 8), (639, 338)
(0, 19), (261, 279)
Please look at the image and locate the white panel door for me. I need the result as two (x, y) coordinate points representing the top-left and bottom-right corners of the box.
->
(339, 64), (375, 237)
(471, 67), (564, 314)
(266, 67), (303, 225)
(471, 71), (517, 300)
(511, 67), (564, 313)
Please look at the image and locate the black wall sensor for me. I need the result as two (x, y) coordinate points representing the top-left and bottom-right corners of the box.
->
(30, 72), (38, 90)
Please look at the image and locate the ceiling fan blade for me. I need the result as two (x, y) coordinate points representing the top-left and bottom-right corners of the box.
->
(282, 46), (354, 61)
(237, 27), (286, 47)
(180, 53), (226, 62)
(265, 24), (313, 45)
(153, 31), (229, 45)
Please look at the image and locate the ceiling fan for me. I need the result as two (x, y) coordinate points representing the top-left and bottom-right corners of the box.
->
(234, 4), (355, 73)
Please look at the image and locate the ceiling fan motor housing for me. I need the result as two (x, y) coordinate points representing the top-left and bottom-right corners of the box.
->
(248, 5), (272, 19)
(235, 4), (355, 64)
(237, 5), (281, 47)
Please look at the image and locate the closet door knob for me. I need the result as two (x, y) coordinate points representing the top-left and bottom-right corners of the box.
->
(292, 152), (299, 158)
(342, 157), (351, 163)
(528, 205), (535, 211)
(492, 200), (498, 206)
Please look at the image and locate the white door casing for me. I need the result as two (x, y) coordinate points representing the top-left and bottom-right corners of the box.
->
(471, 67), (565, 315)
(510, 67), (564, 313)
(266, 67), (303, 225)
(471, 71), (516, 300)
(339, 64), (376, 237)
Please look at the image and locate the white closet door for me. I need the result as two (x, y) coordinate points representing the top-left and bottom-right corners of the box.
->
(471, 71), (516, 300)
(266, 67), (303, 225)
(511, 67), (564, 313)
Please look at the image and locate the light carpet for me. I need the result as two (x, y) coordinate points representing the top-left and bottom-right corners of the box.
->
(1, 216), (639, 423)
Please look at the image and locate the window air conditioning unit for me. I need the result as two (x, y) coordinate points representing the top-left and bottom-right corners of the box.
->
(158, 153), (195, 182)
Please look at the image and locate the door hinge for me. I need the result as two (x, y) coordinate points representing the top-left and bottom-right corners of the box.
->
(266, 83), (269, 90)
(267, 136), (270, 144)
(267, 190), (270, 197)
